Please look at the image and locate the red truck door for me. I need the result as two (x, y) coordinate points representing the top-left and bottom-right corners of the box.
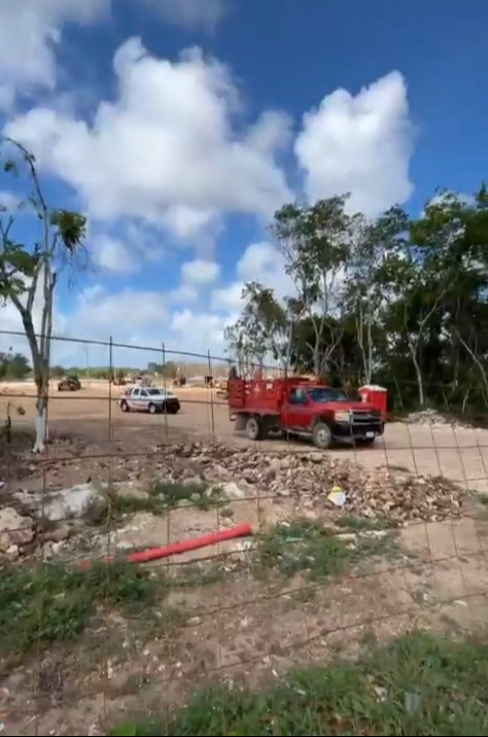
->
(282, 387), (312, 431)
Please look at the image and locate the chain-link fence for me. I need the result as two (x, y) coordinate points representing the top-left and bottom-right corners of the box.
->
(1, 332), (488, 735)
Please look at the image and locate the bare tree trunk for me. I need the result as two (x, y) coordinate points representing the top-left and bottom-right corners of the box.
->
(33, 392), (47, 454)
(313, 348), (320, 379)
(366, 304), (373, 384)
(32, 267), (55, 453)
(356, 299), (373, 384)
(457, 332), (488, 392)
(461, 387), (471, 414)
(408, 340), (425, 407)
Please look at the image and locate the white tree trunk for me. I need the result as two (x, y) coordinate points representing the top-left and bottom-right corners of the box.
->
(409, 345), (425, 407)
(33, 394), (48, 453)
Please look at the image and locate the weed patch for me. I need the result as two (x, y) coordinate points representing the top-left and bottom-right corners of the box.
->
(0, 560), (169, 657)
(253, 519), (399, 581)
(337, 515), (398, 532)
(147, 479), (219, 511)
(110, 631), (488, 735)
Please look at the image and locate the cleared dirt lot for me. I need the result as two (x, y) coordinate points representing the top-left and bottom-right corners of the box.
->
(2, 380), (488, 491)
(2, 380), (488, 735)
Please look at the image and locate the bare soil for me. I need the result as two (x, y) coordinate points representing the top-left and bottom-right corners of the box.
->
(2, 380), (488, 489)
(1, 381), (488, 735)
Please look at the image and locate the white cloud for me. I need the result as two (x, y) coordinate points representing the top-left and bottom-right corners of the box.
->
(212, 240), (292, 313)
(295, 71), (415, 217)
(169, 284), (199, 304)
(91, 234), (137, 274)
(212, 281), (244, 312)
(170, 309), (233, 356)
(237, 240), (286, 289)
(0, 0), (109, 109)
(0, 190), (21, 212)
(5, 37), (292, 242)
(181, 259), (220, 285)
(73, 286), (166, 334)
(0, 6), (418, 370)
(0, 0), (230, 111)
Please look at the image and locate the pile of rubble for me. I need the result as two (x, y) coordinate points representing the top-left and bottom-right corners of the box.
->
(404, 408), (469, 428)
(164, 441), (466, 523)
(0, 440), (467, 561)
(0, 481), (106, 559)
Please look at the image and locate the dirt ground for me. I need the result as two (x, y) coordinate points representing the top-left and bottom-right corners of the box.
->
(1, 381), (488, 735)
(2, 380), (488, 491)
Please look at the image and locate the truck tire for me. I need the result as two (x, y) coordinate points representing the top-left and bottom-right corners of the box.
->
(148, 403), (157, 415)
(120, 400), (129, 412)
(312, 422), (332, 450)
(246, 416), (262, 441)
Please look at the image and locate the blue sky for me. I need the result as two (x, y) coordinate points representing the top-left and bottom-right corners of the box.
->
(0, 0), (487, 369)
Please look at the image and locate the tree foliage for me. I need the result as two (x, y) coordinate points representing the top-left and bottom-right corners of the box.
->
(226, 187), (488, 415)
(147, 360), (179, 379)
(0, 351), (30, 380)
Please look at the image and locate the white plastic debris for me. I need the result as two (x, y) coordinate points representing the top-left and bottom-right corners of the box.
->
(327, 485), (346, 508)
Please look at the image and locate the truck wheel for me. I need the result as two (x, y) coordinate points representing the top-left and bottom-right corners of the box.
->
(120, 400), (129, 412)
(148, 403), (157, 415)
(312, 422), (332, 450)
(246, 416), (262, 441)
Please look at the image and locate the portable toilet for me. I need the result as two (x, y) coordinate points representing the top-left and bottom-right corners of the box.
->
(358, 384), (387, 420)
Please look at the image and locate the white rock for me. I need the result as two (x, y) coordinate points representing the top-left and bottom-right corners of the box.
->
(42, 482), (107, 522)
(0, 507), (34, 552)
(219, 481), (246, 500)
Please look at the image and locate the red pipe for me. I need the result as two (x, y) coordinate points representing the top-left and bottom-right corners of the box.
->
(126, 523), (252, 564)
(79, 523), (252, 568)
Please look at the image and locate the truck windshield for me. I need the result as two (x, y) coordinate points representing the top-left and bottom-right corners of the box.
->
(308, 387), (348, 402)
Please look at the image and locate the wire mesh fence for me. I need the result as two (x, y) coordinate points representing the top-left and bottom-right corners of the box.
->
(1, 331), (488, 735)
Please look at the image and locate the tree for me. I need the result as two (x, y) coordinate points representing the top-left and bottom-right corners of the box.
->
(0, 139), (86, 452)
(147, 361), (179, 379)
(0, 351), (31, 379)
(272, 197), (352, 377)
(227, 183), (488, 417)
(225, 281), (288, 375)
(344, 206), (410, 384)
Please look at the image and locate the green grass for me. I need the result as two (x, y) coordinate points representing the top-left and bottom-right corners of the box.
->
(109, 631), (488, 735)
(253, 519), (399, 581)
(148, 478), (214, 510)
(0, 560), (169, 657)
(337, 515), (398, 532)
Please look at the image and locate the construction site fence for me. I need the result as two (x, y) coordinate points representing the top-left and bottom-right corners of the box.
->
(0, 328), (488, 734)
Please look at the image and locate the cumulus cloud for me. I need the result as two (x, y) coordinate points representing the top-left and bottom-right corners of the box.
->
(0, 0), (231, 110)
(90, 234), (137, 274)
(181, 259), (220, 285)
(0, 5), (418, 365)
(295, 71), (415, 217)
(5, 37), (292, 242)
(0, 0), (109, 109)
(212, 240), (292, 313)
